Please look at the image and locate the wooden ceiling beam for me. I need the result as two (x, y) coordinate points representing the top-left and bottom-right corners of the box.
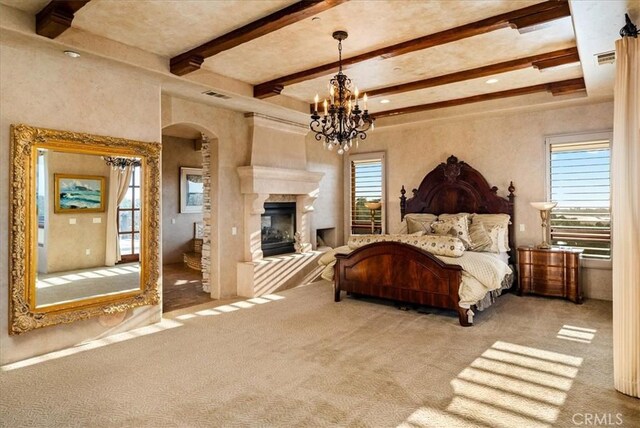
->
(308, 47), (579, 111)
(255, 0), (571, 99)
(36, 0), (91, 39)
(373, 77), (585, 119)
(170, 0), (348, 76)
(339, 47), (579, 104)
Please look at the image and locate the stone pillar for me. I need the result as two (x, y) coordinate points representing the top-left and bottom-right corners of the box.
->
(296, 191), (318, 253)
(200, 135), (212, 293)
(243, 193), (269, 262)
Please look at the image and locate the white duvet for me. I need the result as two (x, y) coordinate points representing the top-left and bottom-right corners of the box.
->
(319, 246), (512, 309)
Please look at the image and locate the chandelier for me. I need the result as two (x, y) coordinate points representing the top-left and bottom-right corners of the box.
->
(103, 156), (141, 171)
(310, 31), (374, 155)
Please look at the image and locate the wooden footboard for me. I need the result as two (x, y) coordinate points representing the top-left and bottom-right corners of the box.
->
(334, 241), (471, 326)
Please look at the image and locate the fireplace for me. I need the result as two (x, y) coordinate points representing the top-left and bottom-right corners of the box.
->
(261, 202), (296, 257)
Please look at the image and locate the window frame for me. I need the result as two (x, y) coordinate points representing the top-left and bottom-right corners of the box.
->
(117, 165), (141, 263)
(344, 151), (387, 239)
(545, 130), (613, 269)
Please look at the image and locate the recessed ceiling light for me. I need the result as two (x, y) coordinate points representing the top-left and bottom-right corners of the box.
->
(486, 78), (499, 84)
(64, 50), (81, 58)
(393, 67), (402, 71)
(380, 99), (391, 104)
(312, 17), (321, 22)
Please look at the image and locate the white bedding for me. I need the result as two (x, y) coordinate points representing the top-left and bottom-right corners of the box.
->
(319, 246), (513, 310)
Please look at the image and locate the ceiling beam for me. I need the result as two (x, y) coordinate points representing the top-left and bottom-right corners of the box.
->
(36, 0), (91, 39)
(254, 0), (571, 99)
(170, 0), (349, 76)
(308, 47), (579, 110)
(373, 77), (585, 119)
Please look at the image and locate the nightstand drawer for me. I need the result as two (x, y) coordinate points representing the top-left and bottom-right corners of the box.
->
(530, 265), (565, 282)
(530, 251), (565, 266)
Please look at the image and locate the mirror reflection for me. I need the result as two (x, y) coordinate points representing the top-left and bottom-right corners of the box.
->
(35, 149), (143, 308)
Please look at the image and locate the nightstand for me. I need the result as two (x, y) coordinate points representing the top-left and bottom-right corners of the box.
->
(517, 246), (583, 303)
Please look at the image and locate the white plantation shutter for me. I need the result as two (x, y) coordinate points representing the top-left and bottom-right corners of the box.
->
(548, 138), (611, 259)
(350, 155), (384, 235)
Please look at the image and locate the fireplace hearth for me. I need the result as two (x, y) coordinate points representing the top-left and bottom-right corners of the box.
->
(261, 202), (296, 257)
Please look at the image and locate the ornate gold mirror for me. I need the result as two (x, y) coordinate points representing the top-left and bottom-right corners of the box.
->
(9, 124), (161, 335)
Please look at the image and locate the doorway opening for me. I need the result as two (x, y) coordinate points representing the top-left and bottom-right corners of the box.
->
(161, 123), (216, 312)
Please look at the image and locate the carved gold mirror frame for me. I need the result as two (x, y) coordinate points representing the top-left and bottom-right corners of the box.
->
(9, 124), (161, 335)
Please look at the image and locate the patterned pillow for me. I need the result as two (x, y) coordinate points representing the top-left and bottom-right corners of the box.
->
(347, 234), (465, 257)
(471, 214), (510, 251)
(406, 217), (433, 235)
(404, 213), (438, 234)
(468, 220), (493, 252)
(430, 214), (471, 248)
(430, 221), (455, 237)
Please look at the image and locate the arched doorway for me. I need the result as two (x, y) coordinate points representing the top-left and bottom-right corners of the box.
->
(161, 123), (219, 312)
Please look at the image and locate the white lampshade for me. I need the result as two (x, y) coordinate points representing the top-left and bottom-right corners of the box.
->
(530, 201), (557, 211)
(364, 202), (382, 210)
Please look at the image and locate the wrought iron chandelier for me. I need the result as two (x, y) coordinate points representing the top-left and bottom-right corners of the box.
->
(103, 156), (141, 171)
(310, 31), (374, 155)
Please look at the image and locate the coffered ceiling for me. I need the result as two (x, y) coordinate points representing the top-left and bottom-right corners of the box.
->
(1, 0), (637, 123)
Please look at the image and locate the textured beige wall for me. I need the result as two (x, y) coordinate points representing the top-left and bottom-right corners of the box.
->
(306, 134), (344, 247)
(348, 101), (614, 300)
(162, 94), (250, 299)
(161, 135), (203, 265)
(0, 41), (161, 365)
(45, 152), (110, 273)
(249, 121), (307, 169)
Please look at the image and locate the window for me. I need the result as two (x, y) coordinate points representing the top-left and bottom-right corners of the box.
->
(546, 132), (612, 260)
(349, 152), (385, 235)
(117, 165), (141, 262)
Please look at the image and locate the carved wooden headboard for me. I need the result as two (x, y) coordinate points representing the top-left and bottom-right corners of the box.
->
(400, 155), (516, 262)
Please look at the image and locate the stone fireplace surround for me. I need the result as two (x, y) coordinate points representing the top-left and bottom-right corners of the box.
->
(236, 114), (324, 297)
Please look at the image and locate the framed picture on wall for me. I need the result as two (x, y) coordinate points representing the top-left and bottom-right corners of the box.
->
(180, 167), (204, 213)
(54, 174), (106, 213)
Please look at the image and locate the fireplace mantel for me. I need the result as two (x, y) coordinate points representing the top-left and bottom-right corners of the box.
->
(237, 165), (323, 195)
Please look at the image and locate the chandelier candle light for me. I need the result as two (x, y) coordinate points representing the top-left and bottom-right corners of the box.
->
(310, 31), (374, 155)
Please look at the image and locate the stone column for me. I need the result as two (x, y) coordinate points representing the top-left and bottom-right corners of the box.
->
(243, 192), (269, 262)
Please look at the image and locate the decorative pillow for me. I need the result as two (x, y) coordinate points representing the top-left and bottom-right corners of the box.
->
(318, 245), (351, 266)
(430, 214), (471, 248)
(347, 234), (465, 257)
(404, 213), (438, 234)
(471, 214), (511, 251)
(430, 221), (455, 237)
(438, 213), (471, 221)
(468, 220), (493, 252)
(406, 217), (433, 235)
(484, 225), (505, 253)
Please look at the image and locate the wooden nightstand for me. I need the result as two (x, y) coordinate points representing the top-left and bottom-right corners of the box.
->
(517, 246), (583, 303)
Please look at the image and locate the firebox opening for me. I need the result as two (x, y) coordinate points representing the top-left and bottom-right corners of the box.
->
(261, 202), (296, 257)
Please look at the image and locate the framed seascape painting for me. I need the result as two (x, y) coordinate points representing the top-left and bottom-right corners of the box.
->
(54, 174), (106, 213)
(180, 167), (203, 214)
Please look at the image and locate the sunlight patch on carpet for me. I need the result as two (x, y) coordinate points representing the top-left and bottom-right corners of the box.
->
(398, 340), (589, 427)
(1, 319), (182, 372)
(557, 325), (597, 344)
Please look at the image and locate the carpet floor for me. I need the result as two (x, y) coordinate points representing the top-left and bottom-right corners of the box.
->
(1, 281), (638, 427)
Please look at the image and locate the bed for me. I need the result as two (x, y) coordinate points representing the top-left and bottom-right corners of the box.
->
(331, 155), (516, 326)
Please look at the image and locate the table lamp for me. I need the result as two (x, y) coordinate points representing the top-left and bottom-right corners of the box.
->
(364, 202), (382, 234)
(530, 201), (557, 249)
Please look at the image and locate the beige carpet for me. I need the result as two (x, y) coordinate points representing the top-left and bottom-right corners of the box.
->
(1, 281), (638, 427)
(36, 263), (140, 307)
